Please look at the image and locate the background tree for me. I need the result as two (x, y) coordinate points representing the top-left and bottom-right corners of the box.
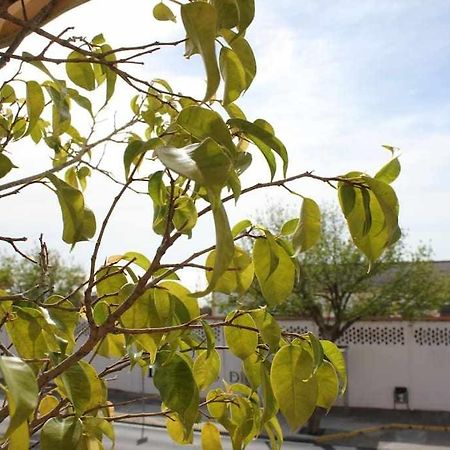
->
(224, 204), (450, 341)
(0, 1), (403, 448)
(0, 246), (85, 302)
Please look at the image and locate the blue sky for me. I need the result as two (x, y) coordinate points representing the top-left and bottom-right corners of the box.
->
(2, 0), (450, 284)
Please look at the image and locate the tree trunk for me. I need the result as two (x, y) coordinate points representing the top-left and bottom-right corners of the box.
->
(305, 407), (326, 435)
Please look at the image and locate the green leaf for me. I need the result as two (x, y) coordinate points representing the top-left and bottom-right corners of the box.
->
(26, 81), (44, 133)
(270, 345), (318, 430)
(0, 152), (15, 178)
(219, 47), (246, 105)
(0, 357), (38, 437)
(292, 197), (321, 254)
(264, 416), (283, 450)
(45, 84), (71, 137)
(177, 105), (236, 155)
(228, 118), (288, 177)
(233, 0), (255, 36)
(206, 246), (254, 294)
(101, 44), (117, 102)
(96, 266), (128, 305)
(153, 2), (176, 22)
(155, 139), (232, 188)
(375, 157), (401, 184)
(224, 311), (257, 359)
(121, 251), (151, 270)
(206, 389), (229, 423)
(124, 139), (159, 178)
(305, 332), (324, 372)
(93, 301), (109, 326)
(181, 2), (220, 101)
(220, 30), (256, 90)
(166, 412), (193, 444)
(160, 281), (200, 321)
(0, 84), (16, 103)
(47, 175), (96, 245)
(201, 422), (223, 450)
(223, 102), (246, 120)
(229, 393), (256, 448)
(261, 361), (278, 425)
(193, 349), (221, 391)
(96, 334), (126, 358)
(243, 353), (262, 389)
(338, 183), (356, 216)
(67, 88), (93, 117)
(82, 417), (115, 444)
(66, 51), (96, 91)
(231, 219), (252, 237)
(173, 195), (197, 234)
(363, 176), (400, 240)
(250, 308), (281, 353)
(316, 360), (339, 411)
(9, 421), (29, 450)
(154, 352), (199, 432)
(148, 171), (167, 206)
(321, 340), (347, 393)
(339, 174), (400, 266)
(55, 361), (105, 415)
(253, 232), (295, 306)
(199, 199), (235, 296)
(280, 218), (299, 236)
(5, 306), (58, 359)
(40, 417), (82, 450)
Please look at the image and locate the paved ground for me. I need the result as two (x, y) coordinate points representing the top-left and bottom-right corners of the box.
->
(114, 422), (320, 449)
(109, 390), (450, 449)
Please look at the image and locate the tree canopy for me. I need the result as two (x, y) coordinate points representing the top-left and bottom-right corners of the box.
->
(0, 245), (85, 303)
(0, 1), (402, 448)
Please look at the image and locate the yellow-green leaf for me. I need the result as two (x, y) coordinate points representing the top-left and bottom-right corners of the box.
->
(316, 360), (339, 411)
(166, 412), (193, 444)
(153, 2), (176, 22)
(234, 0), (255, 36)
(154, 352), (199, 432)
(0, 356), (38, 437)
(201, 422), (223, 450)
(321, 340), (347, 393)
(47, 174), (96, 245)
(375, 157), (401, 184)
(292, 197), (321, 254)
(155, 139), (232, 188)
(26, 81), (44, 133)
(228, 118), (288, 178)
(253, 233), (295, 306)
(181, 2), (220, 101)
(66, 51), (96, 91)
(219, 47), (246, 106)
(0, 152), (15, 178)
(206, 246), (254, 294)
(177, 105), (236, 155)
(250, 308), (281, 353)
(221, 29), (256, 90)
(193, 349), (221, 391)
(270, 345), (318, 430)
(40, 417), (82, 450)
(224, 312), (257, 359)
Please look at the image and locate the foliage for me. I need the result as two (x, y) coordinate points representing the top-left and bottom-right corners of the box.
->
(224, 205), (449, 341)
(0, 1), (402, 448)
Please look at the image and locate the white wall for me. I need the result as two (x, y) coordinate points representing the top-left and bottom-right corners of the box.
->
(100, 318), (450, 411)
(4, 318), (450, 411)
